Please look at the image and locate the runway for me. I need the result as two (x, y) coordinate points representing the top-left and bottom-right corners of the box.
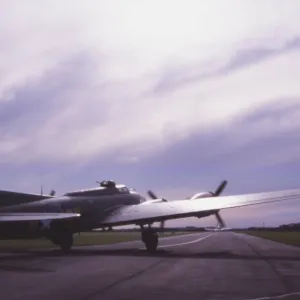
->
(1, 232), (300, 300)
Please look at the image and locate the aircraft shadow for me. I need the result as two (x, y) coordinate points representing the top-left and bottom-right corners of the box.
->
(0, 264), (54, 273)
(2, 248), (300, 262)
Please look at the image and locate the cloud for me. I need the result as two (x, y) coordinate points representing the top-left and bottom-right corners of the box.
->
(1, 48), (300, 165)
(4, 99), (299, 203)
(154, 36), (300, 93)
(1, 0), (300, 227)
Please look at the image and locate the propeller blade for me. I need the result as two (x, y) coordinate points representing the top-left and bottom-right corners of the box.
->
(213, 180), (228, 196)
(49, 189), (56, 196)
(215, 211), (226, 228)
(147, 190), (158, 199)
(147, 190), (167, 229)
(147, 189), (168, 230)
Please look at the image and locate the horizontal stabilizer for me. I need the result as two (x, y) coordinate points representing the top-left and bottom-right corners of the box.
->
(0, 190), (55, 207)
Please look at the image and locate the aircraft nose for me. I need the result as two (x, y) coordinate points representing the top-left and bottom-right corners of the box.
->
(131, 193), (144, 204)
(139, 196), (146, 203)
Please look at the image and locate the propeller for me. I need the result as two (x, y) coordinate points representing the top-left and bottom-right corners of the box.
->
(210, 180), (228, 228)
(148, 190), (156, 199)
(215, 211), (226, 228)
(147, 190), (167, 202)
(40, 185), (56, 197)
(147, 190), (168, 230)
(147, 180), (228, 230)
(49, 189), (56, 196)
(211, 180), (228, 196)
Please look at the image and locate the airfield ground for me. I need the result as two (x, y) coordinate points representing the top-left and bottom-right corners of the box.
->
(2, 232), (300, 300)
(2, 230), (299, 251)
(241, 231), (300, 247)
(0, 231), (184, 251)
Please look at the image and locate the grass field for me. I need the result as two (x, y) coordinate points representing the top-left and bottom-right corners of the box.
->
(241, 231), (300, 247)
(0, 231), (186, 251)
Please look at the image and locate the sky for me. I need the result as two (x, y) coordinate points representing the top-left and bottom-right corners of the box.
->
(1, 0), (300, 228)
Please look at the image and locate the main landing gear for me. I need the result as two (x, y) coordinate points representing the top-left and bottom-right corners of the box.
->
(140, 225), (158, 253)
(44, 224), (74, 252)
(57, 231), (73, 252)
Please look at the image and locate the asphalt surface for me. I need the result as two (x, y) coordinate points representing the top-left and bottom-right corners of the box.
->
(1, 232), (300, 300)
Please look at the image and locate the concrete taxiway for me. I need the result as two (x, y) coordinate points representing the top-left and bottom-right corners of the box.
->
(1, 232), (300, 300)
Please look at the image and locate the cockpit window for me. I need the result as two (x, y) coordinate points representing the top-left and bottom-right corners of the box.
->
(118, 187), (129, 193)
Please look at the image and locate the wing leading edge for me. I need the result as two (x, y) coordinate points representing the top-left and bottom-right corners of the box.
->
(0, 212), (80, 222)
(101, 188), (300, 226)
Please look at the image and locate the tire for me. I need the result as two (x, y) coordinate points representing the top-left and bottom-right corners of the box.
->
(59, 233), (73, 252)
(145, 236), (158, 253)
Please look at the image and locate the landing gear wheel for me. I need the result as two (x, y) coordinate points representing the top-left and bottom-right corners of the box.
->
(59, 233), (73, 252)
(145, 237), (158, 253)
(141, 227), (158, 253)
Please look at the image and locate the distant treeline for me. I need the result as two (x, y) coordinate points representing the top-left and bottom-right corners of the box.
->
(235, 223), (300, 232)
(100, 226), (207, 232)
(99, 223), (300, 232)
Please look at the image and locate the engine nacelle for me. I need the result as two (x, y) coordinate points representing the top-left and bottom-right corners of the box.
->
(141, 198), (168, 204)
(189, 192), (214, 200)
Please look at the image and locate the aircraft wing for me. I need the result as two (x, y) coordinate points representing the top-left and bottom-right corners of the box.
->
(0, 190), (53, 207)
(101, 188), (300, 226)
(0, 212), (80, 222)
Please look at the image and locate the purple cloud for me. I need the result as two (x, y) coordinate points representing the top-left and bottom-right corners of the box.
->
(1, 2), (300, 229)
(2, 99), (299, 227)
(154, 36), (300, 93)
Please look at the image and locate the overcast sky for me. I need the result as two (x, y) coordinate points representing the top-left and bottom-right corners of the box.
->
(1, 0), (300, 228)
